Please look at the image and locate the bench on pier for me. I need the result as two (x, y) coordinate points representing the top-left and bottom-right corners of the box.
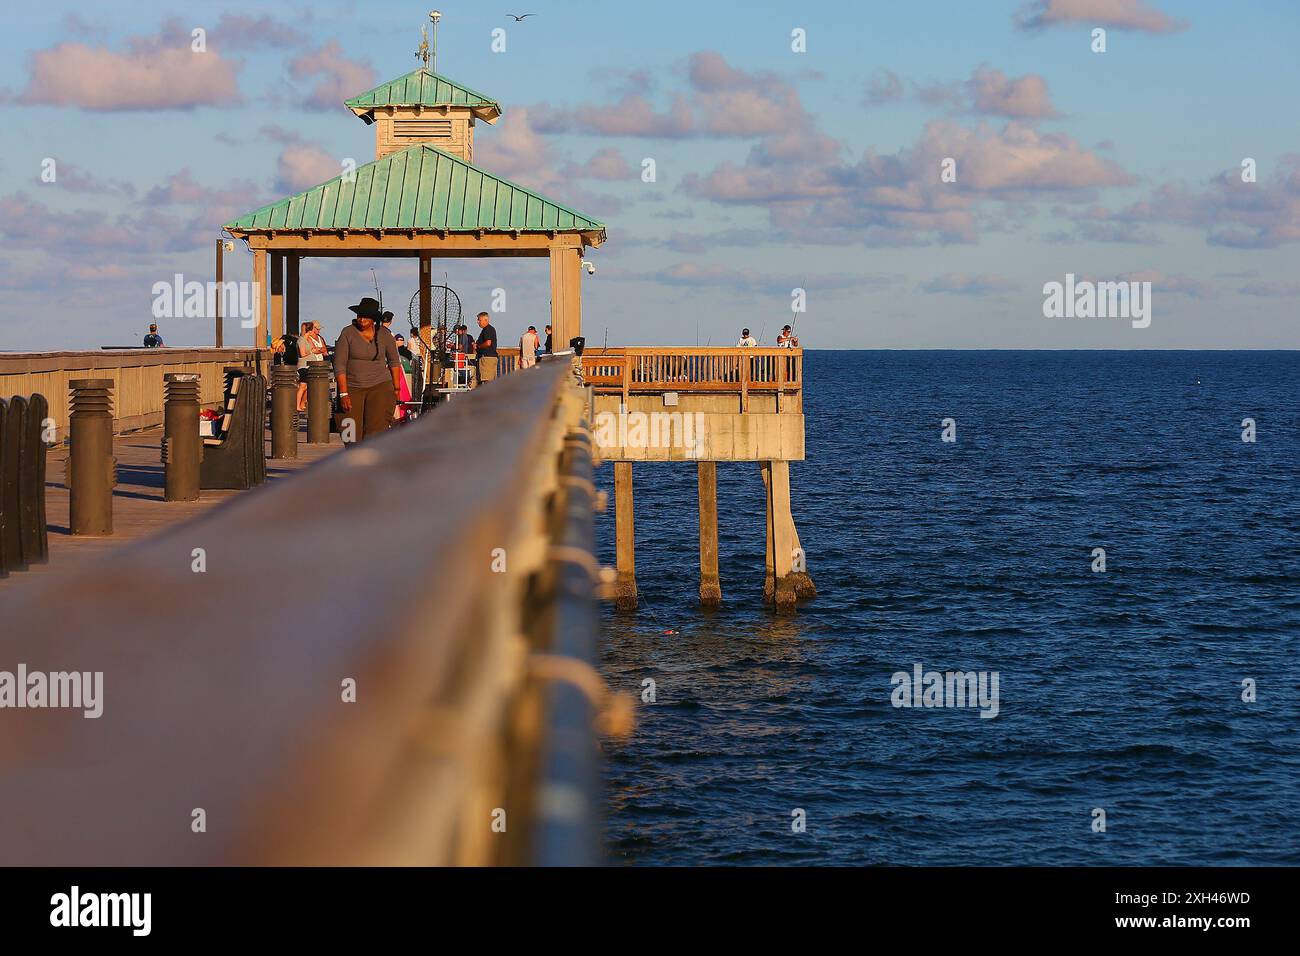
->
(0, 393), (50, 576)
(199, 369), (267, 490)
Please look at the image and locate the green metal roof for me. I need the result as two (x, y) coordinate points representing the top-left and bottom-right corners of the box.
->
(223, 144), (605, 237)
(344, 68), (501, 120)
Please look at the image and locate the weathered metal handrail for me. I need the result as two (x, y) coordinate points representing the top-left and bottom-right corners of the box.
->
(0, 359), (607, 865)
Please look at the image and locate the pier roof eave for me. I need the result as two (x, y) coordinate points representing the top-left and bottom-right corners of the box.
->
(344, 67), (503, 124)
(223, 144), (605, 255)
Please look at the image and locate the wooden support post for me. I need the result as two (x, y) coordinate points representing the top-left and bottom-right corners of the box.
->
(285, 255), (300, 336)
(269, 253), (285, 343)
(740, 353), (750, 413)
(252, 249), (267, 349)
(418, 252), (432, 345)
(767, 459), (796, 613)
(549, 244), (582, 350)
(214, 239), (224, 348)
(614, 460), (637, 610)
(697, 461), (721, 607)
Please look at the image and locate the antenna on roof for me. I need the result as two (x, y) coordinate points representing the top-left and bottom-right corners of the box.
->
(416, 11), (441, 71)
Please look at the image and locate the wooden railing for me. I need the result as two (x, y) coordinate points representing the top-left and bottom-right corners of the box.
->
(0, 348), (263, 439)
(0, 358), (615, 866)
(496, 347), (803, 400)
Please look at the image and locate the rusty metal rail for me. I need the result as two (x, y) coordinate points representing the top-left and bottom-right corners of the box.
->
(0, 357), (615, 865)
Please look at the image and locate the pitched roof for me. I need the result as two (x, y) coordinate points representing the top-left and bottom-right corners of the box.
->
(344, 68), (502, 123)
(223, 144), (605, 239)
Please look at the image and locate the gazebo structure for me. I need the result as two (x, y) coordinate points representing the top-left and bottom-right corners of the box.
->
(223, 64), (606, 353)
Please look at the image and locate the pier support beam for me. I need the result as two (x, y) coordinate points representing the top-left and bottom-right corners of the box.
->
(549, 244), (581, 350)
(269, 253), (285, 343)
(762, 461), (811, 611)
(697, 461), (721, 607)
(252, 249), (267, 348)
(766, 460), (797, 613)
(613, 460), (637, 610)
(285, 255), (300, 336)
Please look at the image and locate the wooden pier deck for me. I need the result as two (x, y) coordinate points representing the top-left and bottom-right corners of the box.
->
(0, 425), (343, 591)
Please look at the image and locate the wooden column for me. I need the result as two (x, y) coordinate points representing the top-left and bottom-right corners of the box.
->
(549, 244), (582, 351)
(418, 252), (432, 345)
(697, 461), (721, 607)
(214, 239), (224, 347)
(269, 253), (285, 342)
(285, 255), (300, 336)
(767, 459), (797, 613)
(252, 249), (267, 349)
(614, 461), (637, 610)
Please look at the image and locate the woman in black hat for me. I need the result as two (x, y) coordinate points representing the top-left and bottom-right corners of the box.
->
(332, 297), (403, 442)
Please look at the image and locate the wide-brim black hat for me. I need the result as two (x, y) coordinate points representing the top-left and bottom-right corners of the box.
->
(348, 297), (383, 321)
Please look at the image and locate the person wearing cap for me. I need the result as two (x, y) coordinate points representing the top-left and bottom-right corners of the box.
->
(333, 296), (402, 442)
(519, 325), (540, 369)
(776, 325), (799, 348)
(737, 328), (757, 347)
(143, 324), (164, 348)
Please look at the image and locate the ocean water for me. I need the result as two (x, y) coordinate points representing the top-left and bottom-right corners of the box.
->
(594, 351), (1300, 866)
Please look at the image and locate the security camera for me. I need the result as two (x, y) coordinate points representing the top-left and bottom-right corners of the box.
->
(582, 260), (596, 276)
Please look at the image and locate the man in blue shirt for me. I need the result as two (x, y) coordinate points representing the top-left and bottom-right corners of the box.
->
(143, 324), (164, 347)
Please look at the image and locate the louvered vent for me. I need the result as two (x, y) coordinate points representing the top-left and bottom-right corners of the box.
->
(394, 119), (453, 141)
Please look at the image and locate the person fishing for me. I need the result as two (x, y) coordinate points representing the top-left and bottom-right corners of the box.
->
(333, 296), (402, 442)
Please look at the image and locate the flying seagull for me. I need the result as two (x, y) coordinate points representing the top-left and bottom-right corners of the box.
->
(506, 13), (537, 21)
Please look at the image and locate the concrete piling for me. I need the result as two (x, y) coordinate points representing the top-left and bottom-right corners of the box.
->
(767, 459), (797, 613)
(613, 460), (637, 610)
(270, 366), (299, 459)
(697, 461), (721, 607)
(68, 378), (115, 536)
(162, 373), (202, 501)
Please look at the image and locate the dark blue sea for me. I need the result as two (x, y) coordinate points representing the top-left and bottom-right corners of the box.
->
(594, 351), (1300, 866)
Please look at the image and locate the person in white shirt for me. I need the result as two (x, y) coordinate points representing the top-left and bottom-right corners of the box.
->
(737, 328), (757, 347)
(519, 326), (541, 368)
(776, 324), (799, 348)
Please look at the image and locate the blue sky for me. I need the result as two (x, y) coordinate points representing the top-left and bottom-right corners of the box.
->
(0, 0), (1297, 349)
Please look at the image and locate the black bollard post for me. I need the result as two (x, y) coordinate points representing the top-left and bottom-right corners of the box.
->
(270, 367), (299, 460)
(162, 373), (202, 501)
(304, 364), (332, 445)
(68, 378), (115, 536)
(0, 398), (18, 575)
(20, 393), (50, 564)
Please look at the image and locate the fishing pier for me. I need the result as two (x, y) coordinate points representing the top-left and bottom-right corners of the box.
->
(0, 46), (812, 865)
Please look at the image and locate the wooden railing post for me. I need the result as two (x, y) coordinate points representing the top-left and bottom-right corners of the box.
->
(740, 352), (750, 413)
